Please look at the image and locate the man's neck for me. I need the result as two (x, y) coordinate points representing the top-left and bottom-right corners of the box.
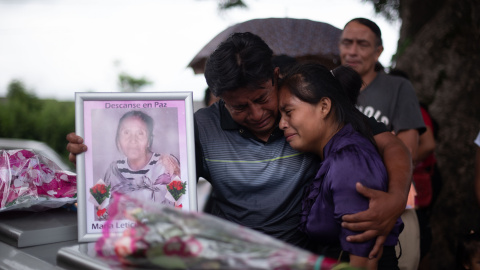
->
(253, 127), (276, 142)
(361, 70), (379, 91)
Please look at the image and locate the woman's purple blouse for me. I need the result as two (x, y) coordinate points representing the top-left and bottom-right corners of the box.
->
(299, 124), (403, 257)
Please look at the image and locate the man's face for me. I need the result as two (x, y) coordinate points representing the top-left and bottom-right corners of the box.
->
(221, 79), (279, 141)
(339, 21), (383, 78)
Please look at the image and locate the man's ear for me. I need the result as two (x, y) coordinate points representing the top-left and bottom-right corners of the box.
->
(375, 45), (384, 61)
(274, 67), (280, 85)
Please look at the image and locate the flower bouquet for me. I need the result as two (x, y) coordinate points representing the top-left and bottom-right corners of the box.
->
(95, 194), (355, 270)
(165, 176), (186, 208)
(89, 179), (111, 218)
(0, 149), (77, 212)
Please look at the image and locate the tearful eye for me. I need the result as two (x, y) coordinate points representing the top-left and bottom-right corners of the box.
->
(257, 97), (268, 104)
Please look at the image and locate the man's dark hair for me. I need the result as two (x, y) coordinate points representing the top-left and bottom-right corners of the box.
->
(345, 17), (383, 47)
(204, 87), (213, 107)
(204, 32), (274, 97)
(272, 54), (297, 76)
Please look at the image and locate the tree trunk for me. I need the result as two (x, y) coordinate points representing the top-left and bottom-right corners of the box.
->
(395, 0), (480, 268)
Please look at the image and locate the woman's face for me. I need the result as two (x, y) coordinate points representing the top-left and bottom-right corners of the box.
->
(117, 116), (150, 161)
(278, 86), (328, 155)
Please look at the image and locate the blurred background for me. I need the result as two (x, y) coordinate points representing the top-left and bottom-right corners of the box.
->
(0, 0), (400, 163)
(0, 0), (398, 102)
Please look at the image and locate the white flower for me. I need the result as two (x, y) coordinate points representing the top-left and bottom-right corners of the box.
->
(114, 236), (133, 258)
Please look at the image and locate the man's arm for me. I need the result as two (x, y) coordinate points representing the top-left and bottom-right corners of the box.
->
(66, 132), (88, 165)
(342, 131), (412, 258)
(396, 129), (420, 163)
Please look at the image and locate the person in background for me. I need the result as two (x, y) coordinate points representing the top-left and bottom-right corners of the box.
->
(339, 18), (426, 269)
(279, 63), (401, 269)
(67, 32), (412, 258)
(455, 131), (480, 270)
(390, 69), (439, 268)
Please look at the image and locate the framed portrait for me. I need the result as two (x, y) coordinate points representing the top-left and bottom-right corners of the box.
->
(75, 92), (197, 242)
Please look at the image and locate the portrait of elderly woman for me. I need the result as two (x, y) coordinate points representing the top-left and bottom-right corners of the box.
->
(90, 109), (182, 220)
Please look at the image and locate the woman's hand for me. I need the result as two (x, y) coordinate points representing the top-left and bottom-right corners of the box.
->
(66, 132), (88, 165)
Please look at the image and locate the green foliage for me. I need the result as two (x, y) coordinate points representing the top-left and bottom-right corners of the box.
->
(0, 80), (75, 165)
(118, 72), (152, 92)
(391, 37), (411, 64)
(363, 0), (400, 21)
(218, 0), (247, 10)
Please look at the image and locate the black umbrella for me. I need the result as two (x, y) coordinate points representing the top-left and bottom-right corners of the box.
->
(188, 17), (342, 74)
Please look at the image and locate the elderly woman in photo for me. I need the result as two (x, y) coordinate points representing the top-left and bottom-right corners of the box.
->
(95, 110), (181, 218)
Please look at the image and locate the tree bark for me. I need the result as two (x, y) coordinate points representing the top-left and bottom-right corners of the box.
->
(395, 0), (480, 268)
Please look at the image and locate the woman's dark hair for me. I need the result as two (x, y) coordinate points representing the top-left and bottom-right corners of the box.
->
(331, 64), (364, 105)
(280, 63), (374, 145)
(204, 32), (275, 97)
(115, 110), (154, 152)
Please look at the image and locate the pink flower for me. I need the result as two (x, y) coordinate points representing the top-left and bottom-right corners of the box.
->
(38, 172), (76, 198)
(56, 172), (77, 185)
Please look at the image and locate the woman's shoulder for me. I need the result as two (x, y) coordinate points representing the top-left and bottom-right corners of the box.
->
(326, 130), (382, 174)
(328, 126), (377, 158)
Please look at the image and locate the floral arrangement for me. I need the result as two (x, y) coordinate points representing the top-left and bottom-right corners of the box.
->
(88, 179), (111, 219)
(0, 149), (77, 212)
(90, 181), (110, 206)
(166, 179), (186, 201)
(95, 194), (355, 270)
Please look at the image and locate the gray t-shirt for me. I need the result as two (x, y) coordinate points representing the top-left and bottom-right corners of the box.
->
(356, 72), (425, 134)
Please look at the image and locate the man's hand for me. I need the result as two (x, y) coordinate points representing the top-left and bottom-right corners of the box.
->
(341, 182), (406, 259)
(66, 132), (88, 165)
